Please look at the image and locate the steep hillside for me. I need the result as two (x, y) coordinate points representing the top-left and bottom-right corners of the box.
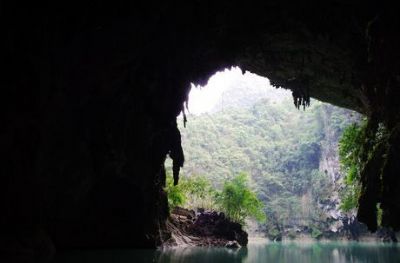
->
(170, 87), (362, 239)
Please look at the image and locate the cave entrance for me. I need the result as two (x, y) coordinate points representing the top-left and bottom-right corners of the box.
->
(165, 66), (361, 242)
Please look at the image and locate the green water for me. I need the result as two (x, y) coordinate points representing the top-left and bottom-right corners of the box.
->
(55, 240), (400, 263)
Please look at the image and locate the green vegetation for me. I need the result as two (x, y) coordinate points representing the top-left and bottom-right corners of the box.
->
(165, 173), (187, 209)
(311, 226), (323, 239)
(165, 172), (265, 224)
(216, 173), (266, 224)
(165, 83), (359, 238)
(164, 172), (216, 210)
(338, 121), (366, 211)
(338, 118), (390, 230)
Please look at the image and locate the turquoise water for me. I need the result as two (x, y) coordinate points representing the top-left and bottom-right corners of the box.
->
(55, 240), (400, 263)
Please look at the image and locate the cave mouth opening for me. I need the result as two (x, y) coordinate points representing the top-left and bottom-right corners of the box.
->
(164, 66), (363, 242)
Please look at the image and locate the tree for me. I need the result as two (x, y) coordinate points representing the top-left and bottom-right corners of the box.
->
(338, 119), (389, 217)
(165, 173), (186, 209)
(164, 172), (218, 210)
(216, 172), (266, 224)
(338, 121), (366, 211)
(165, 92), (359, 237)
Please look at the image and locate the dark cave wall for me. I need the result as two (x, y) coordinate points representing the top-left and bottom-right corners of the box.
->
(1, 1), (400, 255)
(1, 2), (230, 251)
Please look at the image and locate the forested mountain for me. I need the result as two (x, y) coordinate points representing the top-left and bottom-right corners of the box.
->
(168, 75), (361, 239)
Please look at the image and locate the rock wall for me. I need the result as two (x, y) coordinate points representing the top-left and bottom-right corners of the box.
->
(2, 2), (400, 257)
(165, 207), (248, 247)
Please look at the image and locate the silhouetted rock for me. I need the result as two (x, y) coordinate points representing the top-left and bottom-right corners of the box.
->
(192, 211), (248, 246)
(164, 207), (248, 247)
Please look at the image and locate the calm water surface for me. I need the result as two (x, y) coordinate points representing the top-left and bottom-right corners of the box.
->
(54, 240), (400, 263)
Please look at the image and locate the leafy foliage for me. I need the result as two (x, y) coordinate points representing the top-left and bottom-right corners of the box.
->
(164, 172), (217, 210)
(216, 173), (266, 224)
(165, 172), (265, 224)
(165, 174), (186, 209)
(311, 226), (323, 239)
(166, 87), (359, 237)
(338, 118), (390, 229)
(338, 120), (366, 211)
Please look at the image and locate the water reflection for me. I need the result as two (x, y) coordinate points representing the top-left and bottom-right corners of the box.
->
(54, 247), (247, 263)
(156, 246), (247, 263)
(242, 241), (400, 263)
(54, 241), (400, 263)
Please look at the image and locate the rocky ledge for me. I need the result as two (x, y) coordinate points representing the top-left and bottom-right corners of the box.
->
(163, 207), (248, 248)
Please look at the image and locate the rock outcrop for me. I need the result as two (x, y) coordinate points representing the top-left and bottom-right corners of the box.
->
(164, 208), (248, 247)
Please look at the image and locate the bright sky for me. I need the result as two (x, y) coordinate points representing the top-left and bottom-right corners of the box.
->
(186, 66), (290, 115)
(188, 67), (240, 114)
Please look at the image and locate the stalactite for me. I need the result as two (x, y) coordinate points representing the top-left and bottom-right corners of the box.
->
(168, 121), (185, 186)
(291, 81), (310, 110)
